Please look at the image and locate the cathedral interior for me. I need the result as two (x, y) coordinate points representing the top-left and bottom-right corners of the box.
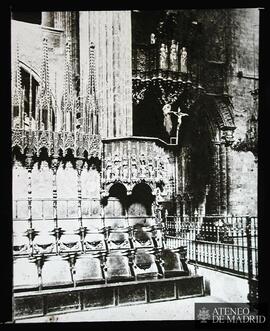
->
(11, 9), (259, 320)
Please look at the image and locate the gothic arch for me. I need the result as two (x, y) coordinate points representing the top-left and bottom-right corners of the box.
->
(128, 182), (155, 216)
(109, 182), (128, 199)
(197, 94), (236, 137)
(177, 93), (236, 215)
(19, 61), (41, 84)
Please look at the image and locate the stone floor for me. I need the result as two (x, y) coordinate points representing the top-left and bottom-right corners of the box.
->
(18, 295), (226, 323)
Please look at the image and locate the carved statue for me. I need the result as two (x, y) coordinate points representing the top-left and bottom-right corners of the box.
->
(158, 162), (164, 179)
(150, 33), (156, 44)
(139, 159), (147, 178)
(148, 163), (155, 178)
(24, 114), (37, 131)
(162, 104), (173, 135)
(106, 163), (112, 181)
(174, 107), (189, 128)
(163, 105), (189, 135)
(122, 161), (129, 180)
(180, 47), (188, 73)
(169, 40), (178, 72)
(131, 163), (138, 179)
(113, 159), (121, 179)
(159, 43), (168, 70)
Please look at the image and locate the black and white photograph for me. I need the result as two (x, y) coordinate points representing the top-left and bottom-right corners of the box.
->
(8, 6), (267, 324)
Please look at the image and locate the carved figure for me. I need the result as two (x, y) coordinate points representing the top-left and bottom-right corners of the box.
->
(180, 47), (188, 73)
(162, 104), (173, 135)
(174, 107), (189, 128)
(106, 163), (112, 181)
(150, 33), (156, 44)
(24, 115), (37, 131)
(158, 162), (164, 179)
(131, 163), (138, 179)
(113, 159), (121, 179)
(159, 43), (168, 70)
(148, 163), (155, 178)
(140, 159), (147, 178)
(122, 162), (129, 180)
(170, 40), (178, 72)
(163, 105), (189, 135)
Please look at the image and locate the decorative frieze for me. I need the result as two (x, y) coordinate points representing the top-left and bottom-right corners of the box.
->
(12, 129), (102, 159)
(101, 139), (174, 199)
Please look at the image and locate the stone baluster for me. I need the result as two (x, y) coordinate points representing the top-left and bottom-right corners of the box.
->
(51, 156), (60, 227)
(25, 151), (34, 228)
(100, 252), (108, 284)
(51, 155), (60, 253)
(25, 151), (35, 254)
(76, 158), (84, 228)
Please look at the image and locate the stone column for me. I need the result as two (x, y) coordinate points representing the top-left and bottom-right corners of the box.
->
(208, 141), (221, 215)
(41, 12), (54, 27)
(219, 129), (235, 215)
(219, 139), (227, 215)
(55, 12), (80, 91)
(79, 11), (133, 138)
(224, 129), (235, 215)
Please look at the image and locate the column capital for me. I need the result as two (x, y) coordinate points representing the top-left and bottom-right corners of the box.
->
(51, 156), (60, 173)
(220, 127), (235, 146)
(25, 152), (34, 170)
(76, 158), (84, 174)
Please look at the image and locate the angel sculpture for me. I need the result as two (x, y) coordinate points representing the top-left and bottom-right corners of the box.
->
(162, 104), (173, 135)
(150, 33), (156, 44)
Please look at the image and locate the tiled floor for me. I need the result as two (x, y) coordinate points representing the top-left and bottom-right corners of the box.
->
(18, 295), (226, 323)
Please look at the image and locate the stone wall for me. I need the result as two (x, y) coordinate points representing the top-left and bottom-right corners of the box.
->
(227, 9), (259, 216)
(174, 9), (259, 216)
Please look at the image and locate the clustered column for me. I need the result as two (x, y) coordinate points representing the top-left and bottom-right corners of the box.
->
(210, 129), (234, 215)
(219, 137), (227, 214)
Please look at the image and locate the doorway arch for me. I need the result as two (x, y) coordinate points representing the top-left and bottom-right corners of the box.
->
(128, 182), (155, 216)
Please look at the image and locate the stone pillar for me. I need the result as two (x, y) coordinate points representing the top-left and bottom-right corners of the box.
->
(217, 129), (235, 216)
(226, 144), (232, 214)
(208, 141), (221, 215)
(219, 139), (227, 214)
(55, 12), (80, 92)
(223, 129), (235, 215)
(41, 12), (54, 27)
